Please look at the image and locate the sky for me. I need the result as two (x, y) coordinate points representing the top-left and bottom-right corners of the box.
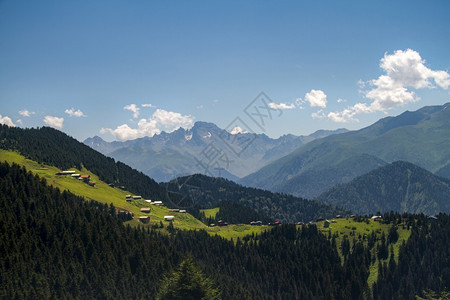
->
(1, 0), (449, 142)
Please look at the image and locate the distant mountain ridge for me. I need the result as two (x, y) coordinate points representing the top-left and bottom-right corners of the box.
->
(84, 122), (347, 182)
(316, 161), (450, 215)
(241, 102), (450, 199)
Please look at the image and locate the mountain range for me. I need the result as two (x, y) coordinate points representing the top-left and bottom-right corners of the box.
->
(316, 161), (450, 215)
(84, 122), (347, 182)
(241, 102), (450, 199)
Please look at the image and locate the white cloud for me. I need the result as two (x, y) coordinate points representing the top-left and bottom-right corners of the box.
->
(337, 98), (347, 103)
(124, 104), (140, 118)
(43, 116), (64, 129)
(16, 119), (23, 125)
(305, 89), (327, 108)
(328, 49), (450, 123)
(269, 102), (296, 110)
(327, 109), (359, 123)
(141, 104), (155, 108)
(65, 108), (86, 117)
(101, 109), (194, 141)
(19, 109), (35, 117)
(311, 109), (325, 119)
(295, 98), (306, 109)
(0, 115), (15, 126)
(363, 49), (449, 112)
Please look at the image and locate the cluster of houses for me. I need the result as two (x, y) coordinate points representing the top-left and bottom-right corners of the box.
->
(124, 195), (183, 224)
(249, 221), (281, 226)
(56, 170), (95, 186)
(125, 195), (164, 206)
(209, 220), (229, 227)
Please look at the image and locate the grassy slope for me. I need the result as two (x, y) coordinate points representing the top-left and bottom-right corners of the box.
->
(0, 150), (268, 239)
(200, 207), (220, 219)
(316, 218), (410, 288)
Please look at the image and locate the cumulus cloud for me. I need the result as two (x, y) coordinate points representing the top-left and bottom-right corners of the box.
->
(43, 116), (64, 129)
(19, 109), (35, 117)
(141, 104), (155, 108)
(65, 108), (86, 117)
(101, 109), (194, 141)
(337, 98), (346, 103)
(124, 104), (140, 118)
(327, 109), (359, 123)
(328, 49), (450, 123)
(304, 89), (327, 108)
(269, 102), (296, 110)
(0, 115), (15, 126)
(311, 109), (326, 119)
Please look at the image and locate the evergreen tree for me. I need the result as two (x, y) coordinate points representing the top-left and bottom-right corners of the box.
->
(156, 256), (221, 300)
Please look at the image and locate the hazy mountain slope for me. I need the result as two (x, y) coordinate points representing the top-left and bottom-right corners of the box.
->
(316, 161), (450, 215)
(435, 163), (450, 179)
(85, 122), (347, 182)
(241, 103), (450, 198)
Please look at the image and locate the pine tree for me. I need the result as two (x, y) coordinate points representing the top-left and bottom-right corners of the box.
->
(156, 256), (221, 300)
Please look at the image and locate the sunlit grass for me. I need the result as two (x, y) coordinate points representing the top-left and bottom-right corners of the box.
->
(200, 207), (219, 219)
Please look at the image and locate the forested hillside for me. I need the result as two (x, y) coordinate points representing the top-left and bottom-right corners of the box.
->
(164, 174), (351, 223)
(316, 161), (450, 215)
(0, 162), (361, 299)
(1, 161), (448, 299)
(0, 162), (180, 298)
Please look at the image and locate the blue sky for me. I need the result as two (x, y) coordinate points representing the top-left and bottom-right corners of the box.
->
(1, 0), (449, 142)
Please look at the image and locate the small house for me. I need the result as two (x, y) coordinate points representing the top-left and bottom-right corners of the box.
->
(179, 210), (186, 213)
(164, 216), (175, 222)
(169, 209), (180, 212)
(71, 174), (81, 178)
(80, 175), (90, 183)
(145, 200), (152, 203)
(58, 170), (76, 175)
(132, 196), (142, 199)
(371, 215), (382, 220)
(140, 207), (151, 213)
(125, 195), (131, 199)
(217, 220), (228, 226)
(250, 221), (262, 226)
(153, 201), (163, 206)
(139, 216), (150, 223)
